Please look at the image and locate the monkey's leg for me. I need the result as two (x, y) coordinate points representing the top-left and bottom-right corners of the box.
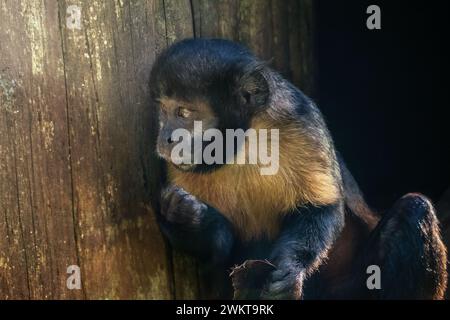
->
(362, 193), (447, 299)
(158, 185), (235, 265)
(262, 203), (345, 299)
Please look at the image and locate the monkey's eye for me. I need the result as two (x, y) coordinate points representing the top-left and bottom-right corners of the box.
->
(177, 107), (192, 118)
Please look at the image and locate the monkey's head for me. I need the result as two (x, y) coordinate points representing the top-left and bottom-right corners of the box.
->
(149, 38), (270, 171)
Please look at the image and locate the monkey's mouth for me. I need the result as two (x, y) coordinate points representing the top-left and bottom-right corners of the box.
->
(157, 150), (197, 171)
(173, 163), (197, 171)
(157, 145), (203, 171)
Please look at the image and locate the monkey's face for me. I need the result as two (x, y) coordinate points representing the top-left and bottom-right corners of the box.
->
(156, 96), (219, 171)
(150, 39), (271, 172)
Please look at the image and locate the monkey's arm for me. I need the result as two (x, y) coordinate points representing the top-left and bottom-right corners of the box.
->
(158, 186), (235, 265)
(263, 203), (345, 299)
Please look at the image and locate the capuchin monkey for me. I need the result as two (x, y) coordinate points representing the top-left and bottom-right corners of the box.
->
(149, 38), (447, 299)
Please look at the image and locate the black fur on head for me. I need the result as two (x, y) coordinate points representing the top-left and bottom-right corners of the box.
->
(149, 38), (270, 131)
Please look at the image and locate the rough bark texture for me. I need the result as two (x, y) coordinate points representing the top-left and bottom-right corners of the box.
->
(0, 0), (314, 299)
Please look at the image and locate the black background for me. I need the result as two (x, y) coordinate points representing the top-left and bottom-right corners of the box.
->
(315, 0), (450, 210)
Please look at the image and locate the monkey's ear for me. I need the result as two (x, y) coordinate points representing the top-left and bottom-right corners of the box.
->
(236, 62), (270, 110)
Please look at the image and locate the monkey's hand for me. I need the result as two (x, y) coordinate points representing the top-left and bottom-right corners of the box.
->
(160, 185), (207, 227)
(158, 185), (235, 265)
(261, 257), (304, 300)
(262, 204), (344, 300)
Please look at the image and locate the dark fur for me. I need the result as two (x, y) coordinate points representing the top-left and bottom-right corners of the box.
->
(149, 38), (447, 299)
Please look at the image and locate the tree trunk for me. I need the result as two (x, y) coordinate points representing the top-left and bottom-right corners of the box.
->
(0, 0), (314, 299)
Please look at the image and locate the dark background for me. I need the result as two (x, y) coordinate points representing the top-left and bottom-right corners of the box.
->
(314, 0), (450, 210)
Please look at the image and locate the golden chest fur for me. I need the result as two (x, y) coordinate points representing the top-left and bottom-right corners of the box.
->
(168, 116), (340, 240)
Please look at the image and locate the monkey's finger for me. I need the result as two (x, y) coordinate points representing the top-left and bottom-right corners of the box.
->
(161, 185), (185, 215)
